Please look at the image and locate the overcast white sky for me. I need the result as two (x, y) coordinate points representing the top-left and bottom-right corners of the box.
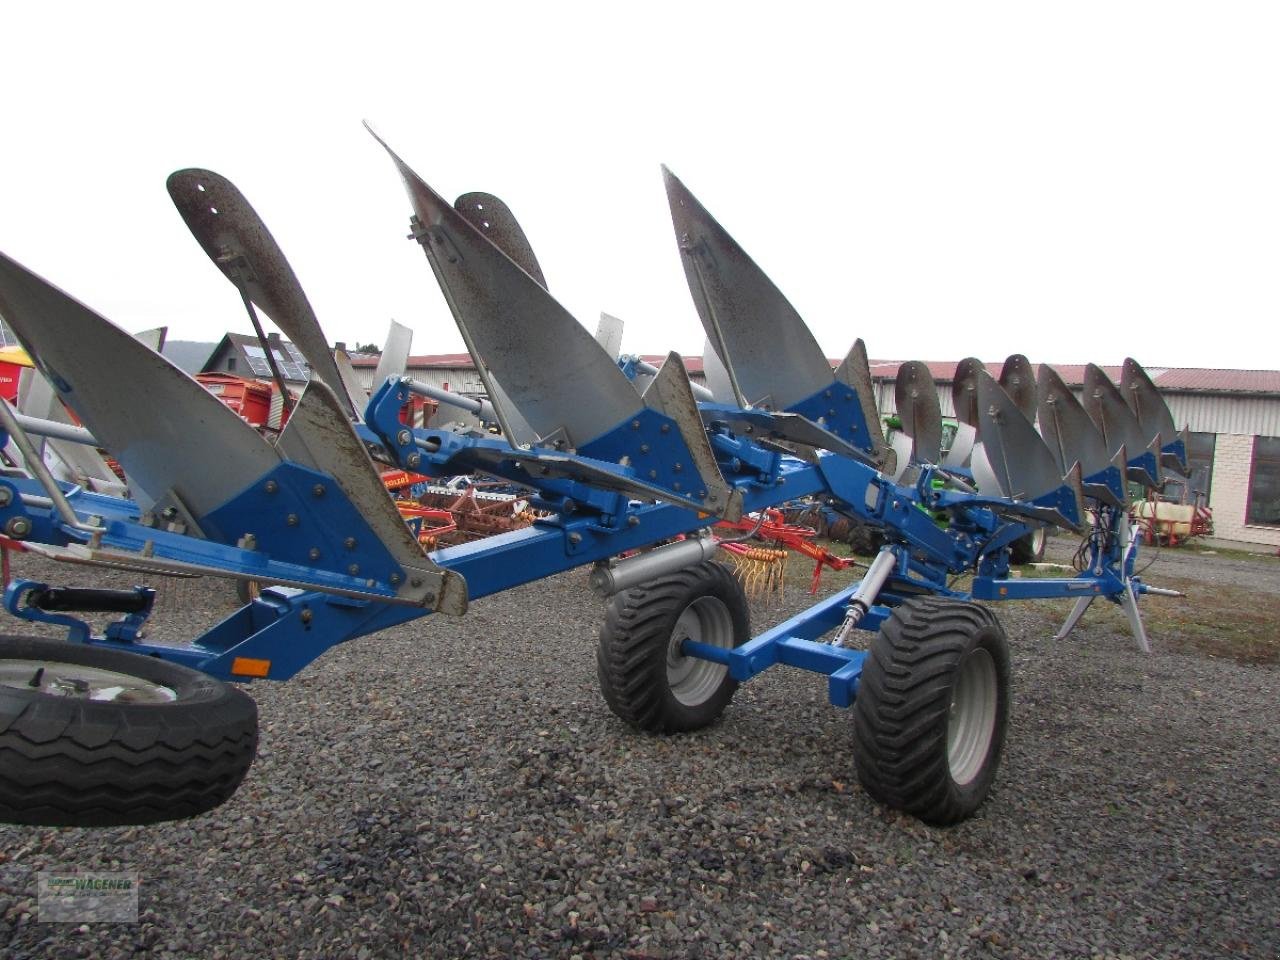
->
(1, 2), (1277, 371)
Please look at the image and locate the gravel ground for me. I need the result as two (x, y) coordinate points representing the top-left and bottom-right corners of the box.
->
(1, 538), (1277, 959)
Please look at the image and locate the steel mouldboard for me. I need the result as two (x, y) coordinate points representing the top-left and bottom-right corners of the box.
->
(663, 167), (834, 411)
(368, 125), (645, 449)
(0, 251), (280, 518)
(998, 354), (1038, 423)
(974, 370), (1068, 502)
(454, 192), (548, 289)
(166, 169), (357, 420)
(894, 361), (943, 464)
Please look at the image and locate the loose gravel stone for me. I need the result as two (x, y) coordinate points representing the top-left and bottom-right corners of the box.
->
(0, 540), (1276, 958)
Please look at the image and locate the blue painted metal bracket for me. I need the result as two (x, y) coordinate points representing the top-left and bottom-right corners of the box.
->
(681, 577), (882, 708)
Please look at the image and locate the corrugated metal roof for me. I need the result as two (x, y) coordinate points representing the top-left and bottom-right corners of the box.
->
(863, 360), (1280, 394)
(1149, 368), (1280, 393)
(349, 351), (1278, 396)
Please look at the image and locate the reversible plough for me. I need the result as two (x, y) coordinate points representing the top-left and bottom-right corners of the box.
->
(0, 127), (1188, 828)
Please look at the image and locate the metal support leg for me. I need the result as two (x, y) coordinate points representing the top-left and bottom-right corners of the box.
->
(1119, 581), (1151, 653)
(1053, 595), (1095, 640)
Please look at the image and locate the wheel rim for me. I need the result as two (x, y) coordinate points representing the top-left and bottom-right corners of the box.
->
(0, 659), (178, 703)
(666, 596), (733, 707)
(946, 647), (997, 786)
(1031, 527), (1046, 557)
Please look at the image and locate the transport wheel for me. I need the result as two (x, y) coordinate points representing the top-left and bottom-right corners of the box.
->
(596, 560), (749, 733)
(1009, 527), (1047, 564)
(0, 635), (258, 827)
(852, 597), (1010, 825)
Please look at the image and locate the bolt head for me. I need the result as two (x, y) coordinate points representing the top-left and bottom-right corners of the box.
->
(308, 547), (321, 560)
(344, 537), (357, 549)
(312, 484), (326, 497)
(265, 480), (279, 494)
(406, 453), (422, 469)
(286, 513), (299, 526)
(397, 429), (412, 446)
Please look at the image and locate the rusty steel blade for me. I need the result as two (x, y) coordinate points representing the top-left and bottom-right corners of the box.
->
(641, 352), (739, 519)
(1082, 364), (1160, 486)
(663, 166), (834, 410)
(701, 337), (735, 405)
(1036, 365), (1112, 478)
(454, 192), (547, 289)
(974, 370), (1067, 501)
(333, 347), (368, 415)
(942, 421), (976, 469)
(276, 380), (466, 613)
(372, 319), (414, 391)
(166, 168), (356, 419)
(952, 358), (986, 426)
(1037, 365), (1124, 505)
(595, 313), (625, 359)
(834, 338), (887, 453)
(894, 361), (943, 464)
(998, 354), (1037, 422)
(367, 123), (644, 448)
(1122, 358), (1186, 471)
(134, 327), (167, 352)
(16, 367), (123, 494)
(0, 251), (279, 517)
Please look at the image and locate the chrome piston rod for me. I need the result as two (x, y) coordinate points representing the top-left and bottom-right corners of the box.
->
(400, 377), (501, 426)
(589, 535), (719, 596)
(833, 548), (899, 646)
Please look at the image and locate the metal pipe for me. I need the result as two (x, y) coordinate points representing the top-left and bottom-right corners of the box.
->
(833, 548), (898, 645)
(400, 378), (500, 424)
(223, 260), (295, 419)
(589, 536), (719, 596)
(12, 413), (98, 447)
(0, 399), (96, 532)
(634, 360), (716, 403)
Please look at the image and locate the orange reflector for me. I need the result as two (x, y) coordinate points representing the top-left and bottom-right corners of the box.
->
(999, 587), (1008, 597)
(231, 657), (271, 678)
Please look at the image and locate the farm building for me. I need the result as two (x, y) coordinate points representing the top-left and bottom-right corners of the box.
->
(351, 352), (1280, 550)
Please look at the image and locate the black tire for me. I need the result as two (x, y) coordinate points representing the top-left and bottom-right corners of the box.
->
(0, 635), (258, 827)
(1009, 527), (1047, 564)
(596, 560), (749, 733)
(853, 597), (1010, 826)
(847, 522), (886, 557)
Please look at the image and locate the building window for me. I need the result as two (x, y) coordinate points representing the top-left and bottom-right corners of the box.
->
(1246, 436), (1280, 527)
(226, 357), (236, 372)
(1185, 431), (1215, 504)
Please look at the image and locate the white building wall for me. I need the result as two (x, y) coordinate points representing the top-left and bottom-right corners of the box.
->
(1207, 434), (1280, 547)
